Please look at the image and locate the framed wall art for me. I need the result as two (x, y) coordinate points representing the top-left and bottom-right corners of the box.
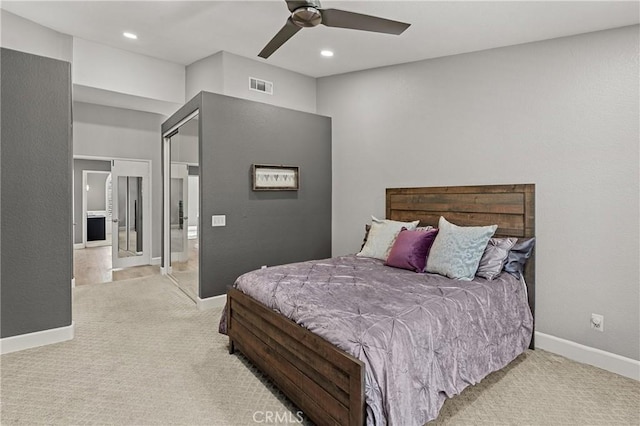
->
(252, 164), (299, 191)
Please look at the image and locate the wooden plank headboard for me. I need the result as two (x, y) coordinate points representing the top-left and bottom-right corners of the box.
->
(386, 184), (536, 348)
(386, 184), (534, 237)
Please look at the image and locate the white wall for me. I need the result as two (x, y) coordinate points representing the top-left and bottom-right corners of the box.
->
(0, 9), (72, 62)
(86, 172), (108, 211)
(186, 51), (317, 113)
(74, 102), (165, 259)
(317, 26), (639, 361)
(185, 52), (224, 100)
(73, 37), (185, 105)
(222, 52), (316, 113)
(1, 10), (184, 116)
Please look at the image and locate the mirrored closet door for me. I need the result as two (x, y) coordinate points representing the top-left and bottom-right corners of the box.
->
(111, 160), (151, 269)
(164, 113), (200, 301)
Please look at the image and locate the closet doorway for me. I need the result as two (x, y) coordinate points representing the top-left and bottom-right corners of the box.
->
(163, 111), (200, 301)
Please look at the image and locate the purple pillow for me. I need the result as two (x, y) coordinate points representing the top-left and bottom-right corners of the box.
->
(504, 237), (536, 279)
(385, 228), (439, 273)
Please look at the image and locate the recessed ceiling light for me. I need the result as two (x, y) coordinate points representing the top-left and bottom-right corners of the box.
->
(123, 32), (138, 40)
(320, 50), (334, 57)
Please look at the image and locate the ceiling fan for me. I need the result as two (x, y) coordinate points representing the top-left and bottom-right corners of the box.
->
(258, 0), (411, 59)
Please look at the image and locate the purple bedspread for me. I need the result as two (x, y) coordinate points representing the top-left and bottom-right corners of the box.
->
(220, 255), (532, 425)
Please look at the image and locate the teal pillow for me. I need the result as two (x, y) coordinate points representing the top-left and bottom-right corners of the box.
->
(425, 217), (498, 280)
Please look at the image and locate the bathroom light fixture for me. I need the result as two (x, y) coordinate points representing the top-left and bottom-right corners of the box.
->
(86, 184), (90, 191)
(320, 50), (334, 57)
(123, 32), (138, 40)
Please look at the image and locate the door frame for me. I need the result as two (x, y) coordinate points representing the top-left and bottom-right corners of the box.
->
(74, 155), (153, 267)
(82, 170), (112, 248)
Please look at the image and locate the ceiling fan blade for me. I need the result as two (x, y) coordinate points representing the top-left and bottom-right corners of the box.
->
(320, 8), (410, 35)
(258, 18), (302, 59)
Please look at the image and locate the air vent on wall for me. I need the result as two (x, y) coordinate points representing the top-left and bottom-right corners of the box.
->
(249, 77), (273, 95)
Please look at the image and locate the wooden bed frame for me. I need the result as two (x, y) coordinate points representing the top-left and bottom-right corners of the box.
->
(227, 184), (535, 426)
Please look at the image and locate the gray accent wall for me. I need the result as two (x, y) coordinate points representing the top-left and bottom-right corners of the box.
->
(73, 159), (111, 244)
(317, 26), (640, 361)
(1, 48), (72, 338)
(163, 92), (331, 299)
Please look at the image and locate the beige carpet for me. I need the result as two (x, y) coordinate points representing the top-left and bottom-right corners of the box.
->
(171, 270), (199, 302)
(1, 275), (638, 425)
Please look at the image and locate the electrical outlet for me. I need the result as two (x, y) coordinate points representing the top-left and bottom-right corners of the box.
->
(590, 313), (604, 332)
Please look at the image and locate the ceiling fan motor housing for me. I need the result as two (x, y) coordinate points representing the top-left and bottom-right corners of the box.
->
(291, 7), (322, 27)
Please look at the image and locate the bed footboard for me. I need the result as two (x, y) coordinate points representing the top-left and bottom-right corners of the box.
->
(227, 288), (366, 426)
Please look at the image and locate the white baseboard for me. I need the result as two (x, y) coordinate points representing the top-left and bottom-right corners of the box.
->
(535, 332), (639, 381)
(197, 294), (226, 311)
(151, 257), (162, 266)
(1, 322), (75, 355)
(73, 243), (85, 250)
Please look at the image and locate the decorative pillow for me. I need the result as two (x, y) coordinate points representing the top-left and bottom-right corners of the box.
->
(362, 224), (430, 251)
(385, 228), (439, 272)
(476, 237), (517, 280)
(357, 217), (419, 260)
(503, 238), (536, 279)
(425, 216), (498, 280)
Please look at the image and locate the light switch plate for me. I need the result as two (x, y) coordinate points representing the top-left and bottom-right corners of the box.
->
(212, 215), (226, 227)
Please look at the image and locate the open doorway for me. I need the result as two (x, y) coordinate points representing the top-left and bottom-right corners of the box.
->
(73, 157), (158, 286)
(83, 170), (112, 247)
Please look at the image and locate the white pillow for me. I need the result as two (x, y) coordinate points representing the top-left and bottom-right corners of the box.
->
(357, 216), (419, 260)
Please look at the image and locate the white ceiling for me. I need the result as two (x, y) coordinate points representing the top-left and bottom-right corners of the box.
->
(2, 1), (639, 78)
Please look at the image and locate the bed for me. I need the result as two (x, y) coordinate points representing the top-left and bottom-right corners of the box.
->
(223, 184), (535, 425)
